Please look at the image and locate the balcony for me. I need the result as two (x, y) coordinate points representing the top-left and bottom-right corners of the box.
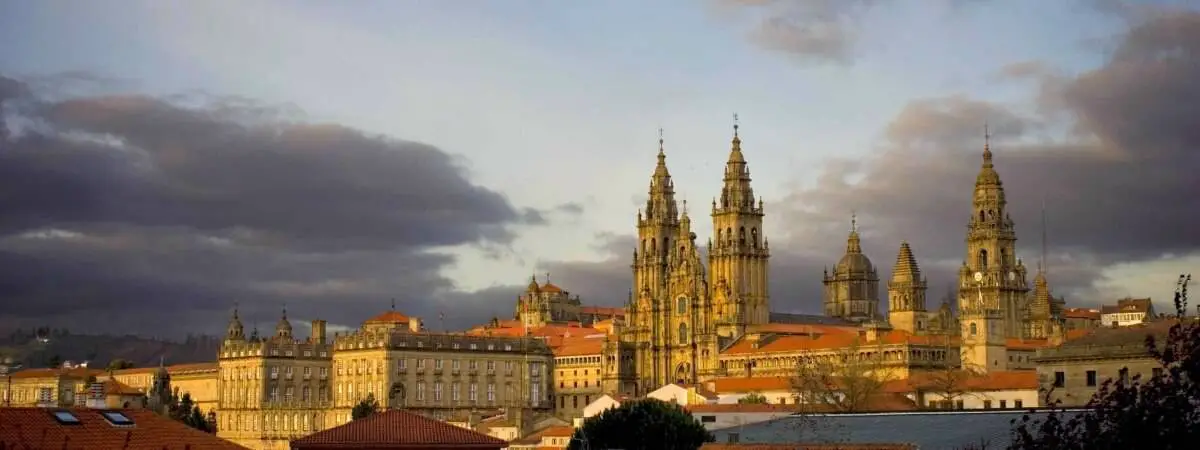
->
(302, 373), (311, 380)
(285, 373), (294, 380)
(269, 373), (278, 380)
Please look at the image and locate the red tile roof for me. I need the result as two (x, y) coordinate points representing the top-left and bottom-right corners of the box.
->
(0, 407), (247, 450)
(8, 367), (103, 380)
(1063, 308), (1101, 320)
(365, 310), (411, 324)
(579, 306), (626, 317)
(290, 409), (507, 449)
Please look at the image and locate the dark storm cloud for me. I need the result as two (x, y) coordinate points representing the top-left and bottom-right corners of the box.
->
(530, 9), (1200, 314)
(772, 8), (1200, 307)
(0, 76), (555, 337)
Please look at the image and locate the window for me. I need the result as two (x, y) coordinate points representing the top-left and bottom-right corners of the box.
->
(1153, 367), (1164, 378)
(1086, 370), (1097, 387)
(969, 323), (978, 336)
(677, 297), (687, 314)
(470, 383), (478, 402)
(701, 415), (716, 423)
(983, 400), (992, 409)
(416, 382), (426, 401)
(435, 359), (444, 370)
(452, 360), (460, 370)
(955, 400), (964, 409)
(398, 359), (406, 370)
(417, 359), (426, 369)
(302, 386), (311, 402)
(51, 411), (81, 425)
(1119, 368), (1130, 384)
(999, 400), (1007, 408)
(1015, 399), (1023, 408)
(727, 432), (741, 443)
(434, 383), (443, 402)
(487, 383), (496, 402)
(452, 383), (461, 402)
(1053, 371), (1065, 387)
(678, 323), (688, 344)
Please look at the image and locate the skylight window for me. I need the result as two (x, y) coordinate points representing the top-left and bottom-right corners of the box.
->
(51, 411), (81, 425)
(101, 411), (134, 426)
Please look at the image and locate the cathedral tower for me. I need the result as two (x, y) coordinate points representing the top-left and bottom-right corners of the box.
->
(958, 129), (1029, 339)
(887, 242), (928, 334)
(632, 131), (681, 307)
(709, 117), (770, 337)
(823, 215), (880, 322)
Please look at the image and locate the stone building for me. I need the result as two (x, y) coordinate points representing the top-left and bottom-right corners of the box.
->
(1099, 297), (1156, 327)
(217, 306), (333, 450)
(513, 276), (624, 329)
(328, 309), (554, 425)
(1033, 319), (1173, 407)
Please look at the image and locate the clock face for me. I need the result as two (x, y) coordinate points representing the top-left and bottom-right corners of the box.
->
(973, 272), (984, 282)
(1008, 271), (1016, 281)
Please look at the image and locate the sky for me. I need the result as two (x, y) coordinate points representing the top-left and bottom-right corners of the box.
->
(1, 0), (1198, 339)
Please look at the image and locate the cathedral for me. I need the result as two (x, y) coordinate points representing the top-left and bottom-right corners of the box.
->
(599, 121), (1069, 395)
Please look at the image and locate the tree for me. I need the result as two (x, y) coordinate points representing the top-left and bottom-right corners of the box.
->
(106, 359), (135, 371)
(352, 393), (380, 420)
(1009, 274), (1195, 450)
(46, 354), (62, 368)
(167, 392), (215, 433)
(791, 337), (895, 413)
(916, 335), (983, 409)
(569, 398), (713, 450)
(738, 392), (769, 404)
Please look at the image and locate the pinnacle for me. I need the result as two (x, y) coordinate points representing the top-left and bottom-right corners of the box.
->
(891, 241), (921, 283)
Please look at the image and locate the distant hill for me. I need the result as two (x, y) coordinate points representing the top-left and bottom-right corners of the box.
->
(0, 328), (220, 370)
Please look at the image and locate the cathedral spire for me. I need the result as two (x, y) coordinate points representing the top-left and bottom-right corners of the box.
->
(982, 122), (993, 168)
(846, 213), (862, 254)
(644, 128), (678, 223)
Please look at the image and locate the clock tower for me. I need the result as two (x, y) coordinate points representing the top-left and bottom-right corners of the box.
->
(958, 129), (1029, 340)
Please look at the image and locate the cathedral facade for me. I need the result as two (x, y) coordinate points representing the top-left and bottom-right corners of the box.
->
(602, 124), (769, 395)
(598, 124), (1070, 396)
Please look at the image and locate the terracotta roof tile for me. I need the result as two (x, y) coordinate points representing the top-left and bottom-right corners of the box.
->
(109, 362), (216, 376)
(101, 379), (145, 396)
(9, 367), (102, 379)
(291, 409), (507, 449)
(364, 310), (411, 324)
(1005, 338), (1053, 351)
(712, 376), (794, 393)
(1063, 308), (1101, 320)
(579, 306), (626, 317)
(0, 407), (247, 449)
(722, 329), (957, 355)
(551, 336), (606, 357)
(892, 370), (1039, 392)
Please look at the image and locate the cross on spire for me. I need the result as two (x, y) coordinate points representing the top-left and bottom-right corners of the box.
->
(733, 113), (740, 137)
(984, 122), (991, 148)
(851, 211), (858, 232)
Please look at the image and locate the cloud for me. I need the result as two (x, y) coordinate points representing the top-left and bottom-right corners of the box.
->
(716, 0), (984, 66)
(530, 9), (1200, 314)
(716, 0), (881, 65)
(0, 75), (558, 337)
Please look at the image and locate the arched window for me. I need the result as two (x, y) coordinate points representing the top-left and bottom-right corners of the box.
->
(969, 323), (978, 336)
(751, 228), (759, 248)
(677, 297), (687, 314)
(650, 239), (656, 254)
(988, 210), (995, 221)
(978, 249), (988, 270)
(1000, 248), (1008, 266)
(678, 323), (688, 344)
(726, 228), (733, 245)
(979, 210), (985, 222)
(641, 239), (645, 254)
(716, 229), (723, 244)
(739, 227), (746, 246)
(663, 238), (670, 255)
